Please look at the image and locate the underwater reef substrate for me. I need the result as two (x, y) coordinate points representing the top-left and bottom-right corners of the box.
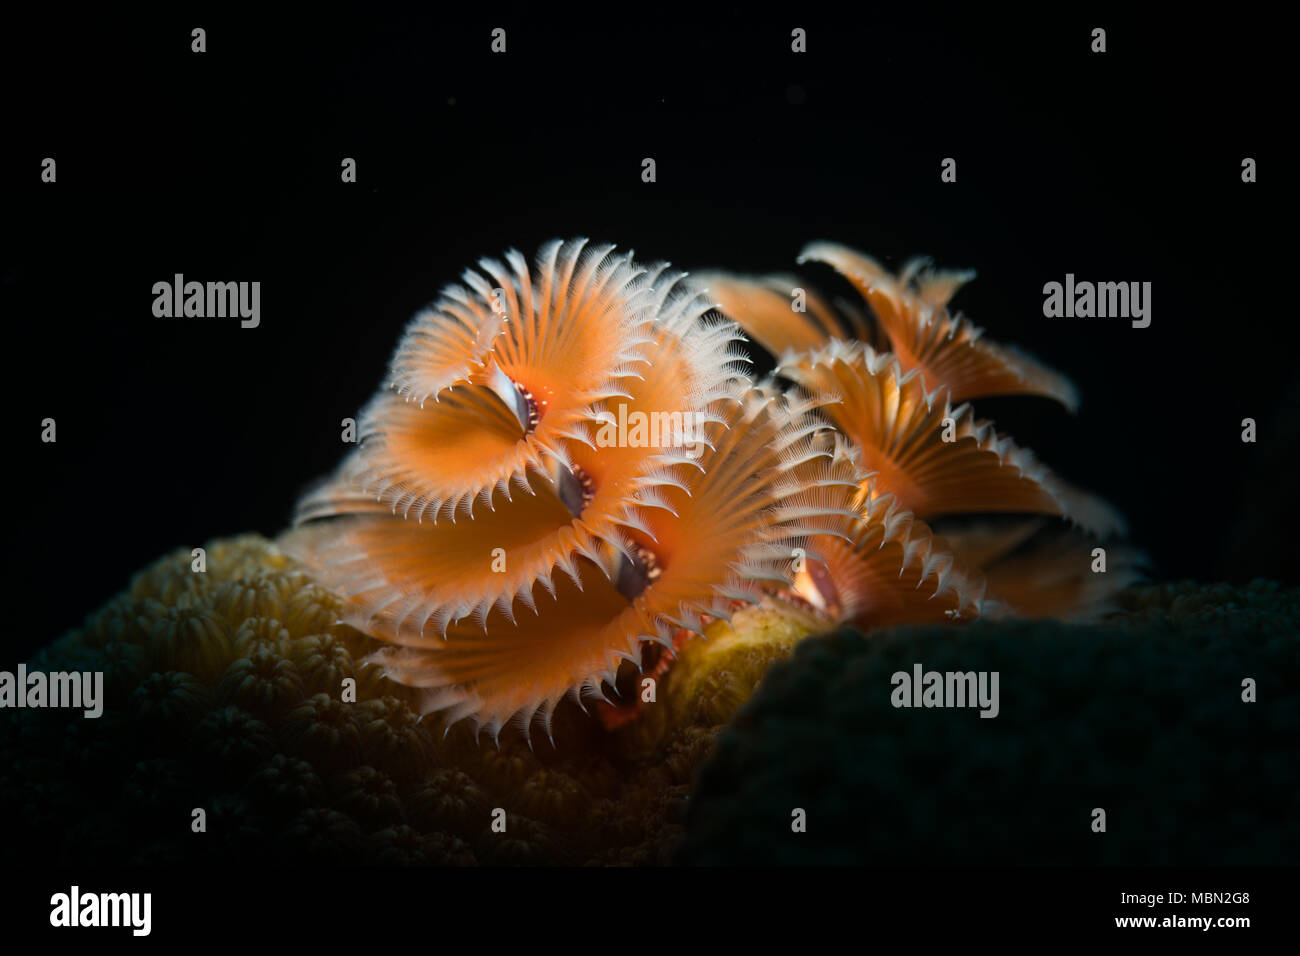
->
(2, 536), (1295, 866)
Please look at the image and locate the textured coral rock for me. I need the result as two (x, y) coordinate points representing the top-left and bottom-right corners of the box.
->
(1, 535), (750, 866)
(676, 580), (1299, 866)
(5, 537), (1293, 866)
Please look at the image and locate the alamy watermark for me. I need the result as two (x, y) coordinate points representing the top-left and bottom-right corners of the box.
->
(152, 274), (260, 328)
(0, 665), (103, 718)
(890, 662), (999, 718)
(50, 886), (151, 936)
(594, 404), (709, 458)
(1042, 274), (1151, 328)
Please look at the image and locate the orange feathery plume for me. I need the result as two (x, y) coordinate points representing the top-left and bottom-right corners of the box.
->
(777, 340), (1124, 537)
(797, 242), (1080, 411)
(800, 478), (990, 629)
(361, 389), (860, 738)
(701, 242), (1136, 627)
(287, 235), (1139, 739)
(932, 519), (1145, 621)
(693, 271), (882, 357)
(286, 239), (857, 741)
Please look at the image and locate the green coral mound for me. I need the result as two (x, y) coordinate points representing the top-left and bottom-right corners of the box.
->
(676, 580), (1300, 865)
(2, 535), (780, 866)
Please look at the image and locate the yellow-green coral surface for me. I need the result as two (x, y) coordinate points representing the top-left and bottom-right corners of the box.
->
(8, 535), (809, 865)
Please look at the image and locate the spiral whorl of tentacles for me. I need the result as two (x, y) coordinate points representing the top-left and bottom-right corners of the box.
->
(286, 239), (862, 740)
(289, 237), (1139, 741)
(698, 241), (1142, 630)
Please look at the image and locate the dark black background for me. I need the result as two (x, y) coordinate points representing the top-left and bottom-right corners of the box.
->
(3, 6), (1291, 658)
